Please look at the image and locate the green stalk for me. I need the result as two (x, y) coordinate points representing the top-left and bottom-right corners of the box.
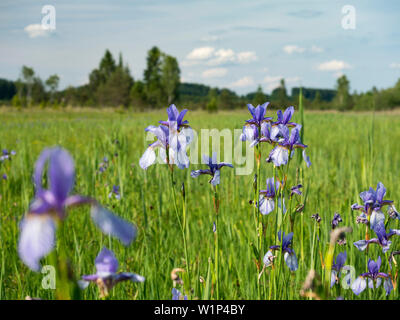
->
(212, 185), (220, 299)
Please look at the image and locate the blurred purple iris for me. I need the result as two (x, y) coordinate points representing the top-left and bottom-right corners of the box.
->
(290, 184), (303, 197)
(190, 152), (233, 186)
(330, 252), (351, 287)
(80, 247), (144, 297)
(351, 256), (393, 296)
(0, 149), (16, 161)
(18, 147), (137, 271)
(109, 185), (121, 200)
(263, 231), (298, 271)
(331, 213), (342, 229)
(172, 288), (188, 300)
(353, 221), (400, 253)
(139, 105), (193, 170)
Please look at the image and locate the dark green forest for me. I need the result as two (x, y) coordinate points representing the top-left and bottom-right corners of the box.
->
(1, 46), (400, 111)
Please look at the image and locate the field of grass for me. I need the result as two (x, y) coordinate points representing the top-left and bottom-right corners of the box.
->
(0, 107), (399, 300)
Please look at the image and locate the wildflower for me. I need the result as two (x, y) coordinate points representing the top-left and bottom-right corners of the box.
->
(351, 183), (393, 227)
(0, 149), (16, 161)
(272, 106), (297, 127)
(331, 213), (342, 229)
(351, 256), (393, 296)
(290, 184), (303, 197)
(108, 185), (121, 200)
(172, 288), (188, 300)
(263, 231), (298, 271)
(159, 104), (190, 132)
(80, 247), (144, 298)
(98, 157), (109, 173)
(353, 221), (400, 253)
(171, 268), (185, 286)
(258, 177), (285, 215)
(240, 102), (272, 144)
(2, 174), (7, 180)
(311, 213), (321, 223)
(18, 147), (137, 271)
(190, 152), (233, 186)
(388, 205), (399, 220)
(266, 124), (309, 167)
(330, 252), (351, 287)
(139, 125), (192, 170)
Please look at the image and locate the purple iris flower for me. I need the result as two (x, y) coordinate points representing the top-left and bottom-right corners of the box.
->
(80, 247), (144, 298)
(290, 184), (303, 197)
(351, 182), (393, 217)
(159, 104), (190, 132)
(353, 221), (400, 253)
(263, 231), (298, 271)
(272, 106), (297, 127)
(388, 205), (400, 220)
(109, 185), (121, 200)
(139, 107), (193, 170)
(258, 177), (285, 215)
(0, 149), (16, 161)
(351, 256), (393, 296)
(18, 147), (137, 271)
(266, 124), (310, 167)
(331, 213), (342, 229)
(190, 152), (233, 186)
(172, 288), (188, 300)
(330, 252), (350, 287)
(2, 173), (7, 180)
(240, 102), (272, 144)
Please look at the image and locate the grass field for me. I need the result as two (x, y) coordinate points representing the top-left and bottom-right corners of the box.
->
(0, 107), (399, 300)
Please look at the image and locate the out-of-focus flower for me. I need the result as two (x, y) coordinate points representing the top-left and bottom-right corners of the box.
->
(172, 288), (188, 300)
(263, 231), (298, 271)
(0, 149), (16, 161)
(388, 205), (399, 220)
(311, 213), (321, 223)
(80, 247), (144, 298)
(258, 177), (285, 215)
(353, 221), (400, 253)
(18, 147), (137, 271)
(2, 174), (7, 180)
(351, 256), (393, 296)
(331, 213), (342, 229)
(330, 252), (351, 287)
(108, 185), (121, 200)
(290, 184), (303, 197)
(190, 152), (233, 186)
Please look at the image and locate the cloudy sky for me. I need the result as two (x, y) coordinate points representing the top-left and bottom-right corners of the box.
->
(1, 0), (399, 94)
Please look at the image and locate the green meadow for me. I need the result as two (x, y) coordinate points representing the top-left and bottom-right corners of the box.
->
(0, 108), (399, 300)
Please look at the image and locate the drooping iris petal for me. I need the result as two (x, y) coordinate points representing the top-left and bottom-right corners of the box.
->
(370, 210), (385, 230)
(90, 205), (137, 246)
(139, 146), (157, 170)
(49, 148), (75, 203)
(268, 146), (289, 167)
(331, 270), (338, 287)
(351, 277), (367, 295)
(95, 247), (119, 274)
(353, 240), (369, 251)
(284, 251), (298, 271)
(118, 272), (145, 283)
(302, 149), (312, 167)
(33, 148), (53, 192)
(384, 278), (393, 295)
(18, 215), (56, 271)
(259, 196), (274, 215)
(210, 169), (220, 186)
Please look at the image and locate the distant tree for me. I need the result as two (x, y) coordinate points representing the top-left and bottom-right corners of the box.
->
(219, 88), (237, 109)
(334, 75), (353, 111)
(206, 88), (218, 113)
(277, 79), (289, 107)
(252, 85), (267, 106)
(45, 74), (60, 104)
(130, 80), (147, 110)
(143, 46), (163, 108)
(31, 77), (46, 105)
(21, 66), (35, 106)
(161, 54), (180, 105)
(311, 91), (322, 109)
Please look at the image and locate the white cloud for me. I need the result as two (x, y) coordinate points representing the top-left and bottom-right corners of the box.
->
(202, 68), (228, 78)
(317, 60), (351, 71)
(230, 76), (254, 88)
(237, 51), (258, 64)
(310, 45), (324, 53)
(184, 47), (257, 67)
(24, 24), (52, 38)
(283, 45), (305, 54)
(186, 47), (215, 60)
(390, 63), (400, 69)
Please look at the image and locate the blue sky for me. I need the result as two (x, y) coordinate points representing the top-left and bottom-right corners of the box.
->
(1, 0), (399, 94)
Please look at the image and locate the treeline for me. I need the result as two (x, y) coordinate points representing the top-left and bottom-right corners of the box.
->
(0, 47), (400, 111)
